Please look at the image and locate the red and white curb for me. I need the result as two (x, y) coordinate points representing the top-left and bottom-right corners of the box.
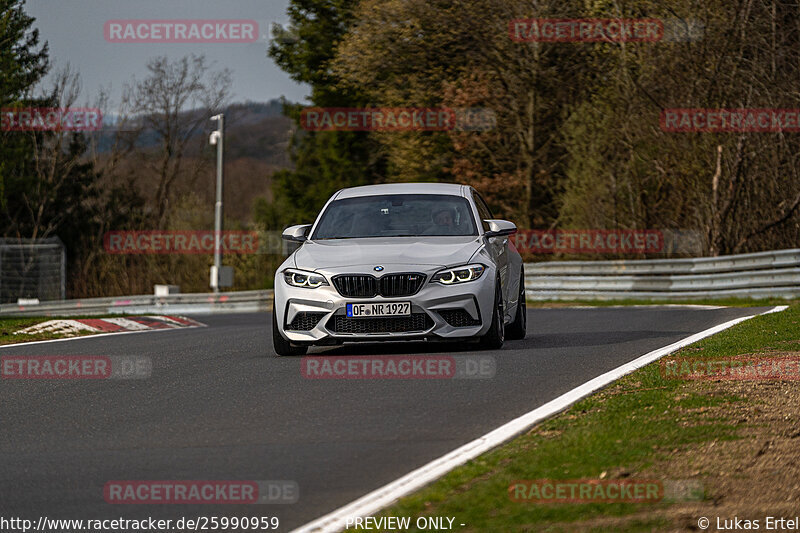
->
(14, 315), (205, 336)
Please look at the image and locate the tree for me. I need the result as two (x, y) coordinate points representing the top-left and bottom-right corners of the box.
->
(0, 64), (126, 297)
(3, 68), (99, 240)
(330, 0), (593, 226)
(120, 55), (231, 225)
(559, 0), (800, 254)
(0, 0), (49, 211)
(265, 0), (385, 225)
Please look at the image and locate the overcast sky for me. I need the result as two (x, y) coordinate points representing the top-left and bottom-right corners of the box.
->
(24, 0), (310, 108)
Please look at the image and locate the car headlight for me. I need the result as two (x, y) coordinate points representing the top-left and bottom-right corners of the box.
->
(431, 264), (486, 285)
(283, 268), (328, 288)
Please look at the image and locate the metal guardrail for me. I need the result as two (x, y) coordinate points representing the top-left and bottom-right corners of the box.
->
(525, 248), (800, 300)
(527, 248), (800, 275)
(1, 248), (797, 315)
(0, 290), (274, 317)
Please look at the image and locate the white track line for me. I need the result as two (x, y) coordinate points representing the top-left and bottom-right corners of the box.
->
(292, 305), (788, 533)
(559, 304), (726, 309)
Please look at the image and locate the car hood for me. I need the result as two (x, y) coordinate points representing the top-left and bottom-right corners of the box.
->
(292, 236), (484, 271)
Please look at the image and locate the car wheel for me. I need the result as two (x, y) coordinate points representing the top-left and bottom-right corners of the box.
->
(272, 303), (308, 357)
(478, 280), (504, 350)
(506, 270), (527, 340)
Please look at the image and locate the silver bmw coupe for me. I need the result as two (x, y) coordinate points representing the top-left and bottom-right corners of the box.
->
(272, 183), (526, 355)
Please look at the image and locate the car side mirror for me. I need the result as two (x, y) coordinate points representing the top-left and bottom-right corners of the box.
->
(484, 219), (517, 238)
(282, 224), (312, 242)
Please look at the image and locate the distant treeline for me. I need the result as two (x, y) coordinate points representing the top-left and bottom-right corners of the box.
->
(267, 0), (800, 257)
(4, 0), (800, 298)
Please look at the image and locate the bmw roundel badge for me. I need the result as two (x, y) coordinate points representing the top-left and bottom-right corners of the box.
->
(374, 265), (384, 272)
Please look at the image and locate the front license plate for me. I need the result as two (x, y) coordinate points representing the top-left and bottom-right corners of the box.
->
(346, 302), (411, 318)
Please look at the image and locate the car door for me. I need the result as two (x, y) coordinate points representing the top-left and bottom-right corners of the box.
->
(473, 191), (512, 316)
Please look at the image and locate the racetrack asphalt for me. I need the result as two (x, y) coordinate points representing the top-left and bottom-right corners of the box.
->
(0, 306), (771, 531)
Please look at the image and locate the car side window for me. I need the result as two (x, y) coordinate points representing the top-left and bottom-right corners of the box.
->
(473, 191), (493, 232)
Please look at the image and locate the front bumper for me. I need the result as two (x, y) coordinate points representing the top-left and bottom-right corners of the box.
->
(274, 266), (496, 344)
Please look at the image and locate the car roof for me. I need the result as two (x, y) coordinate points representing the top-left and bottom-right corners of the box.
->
(334, 182), (468, 199)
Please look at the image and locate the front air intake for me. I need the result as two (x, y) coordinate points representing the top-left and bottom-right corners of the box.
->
(332, 273), (426, 298)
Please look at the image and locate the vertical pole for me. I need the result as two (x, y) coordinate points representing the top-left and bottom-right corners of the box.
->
(60, 245), (66, 300)
(213, 115), (224, 293)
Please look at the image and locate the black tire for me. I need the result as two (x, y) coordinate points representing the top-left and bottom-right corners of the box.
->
(506, 270), (527, 340)
(272, 304), (308, 357)
(478, 280), (505, 349)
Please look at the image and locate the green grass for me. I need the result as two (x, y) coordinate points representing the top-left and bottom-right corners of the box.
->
(357, 303), (799, 532)
(0, 317), (96, 345)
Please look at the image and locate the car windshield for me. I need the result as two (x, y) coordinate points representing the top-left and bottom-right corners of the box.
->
(311, 194), (478, 239)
